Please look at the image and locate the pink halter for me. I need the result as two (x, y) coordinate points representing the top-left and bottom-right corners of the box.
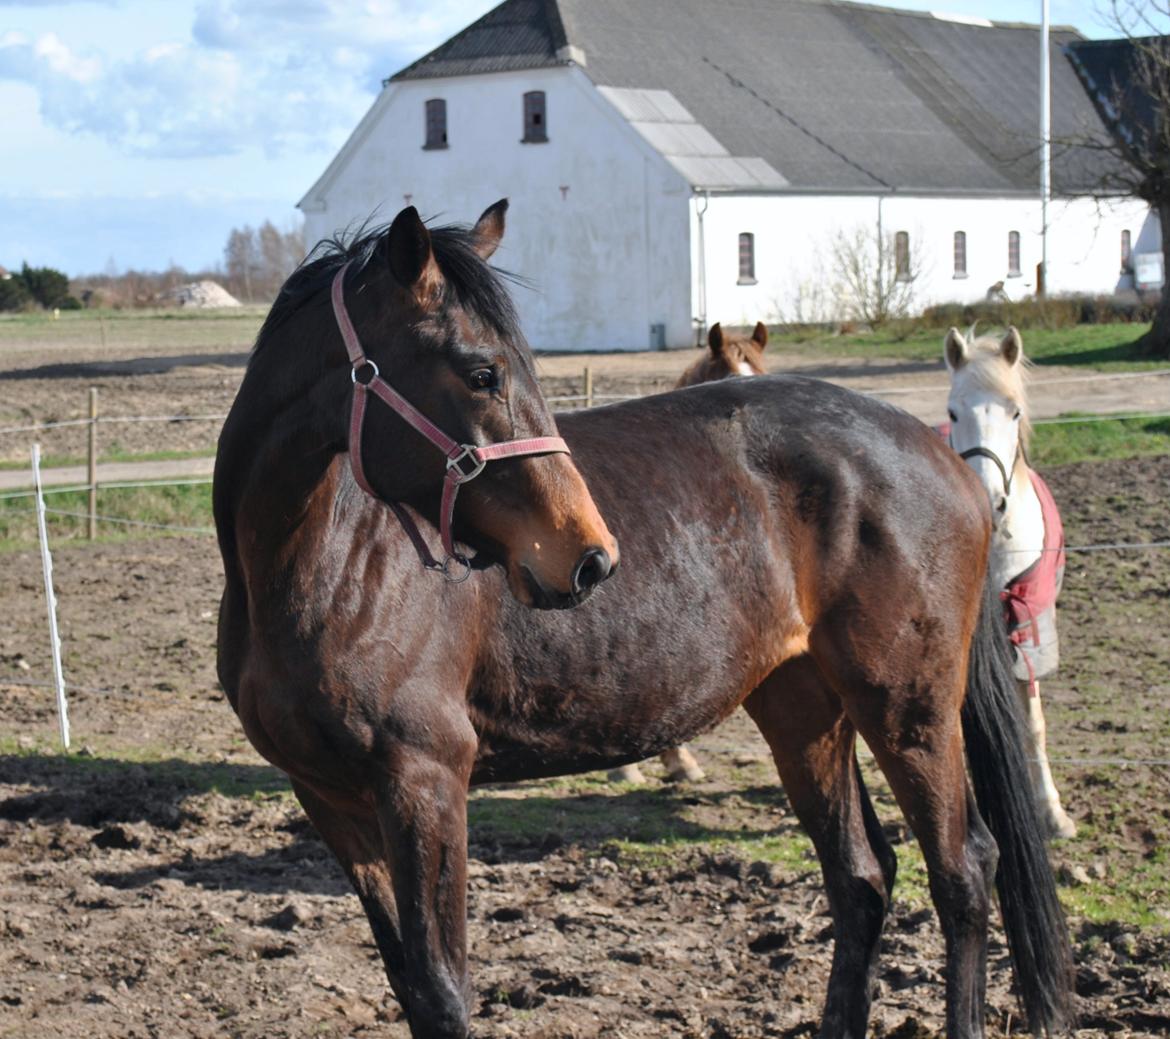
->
(331, 263), (570, 581)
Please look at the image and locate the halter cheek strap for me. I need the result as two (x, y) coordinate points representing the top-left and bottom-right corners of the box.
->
(331, 262), (570, 580)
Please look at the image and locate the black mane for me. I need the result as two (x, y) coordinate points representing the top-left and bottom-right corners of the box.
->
(252, 219), (524, 356)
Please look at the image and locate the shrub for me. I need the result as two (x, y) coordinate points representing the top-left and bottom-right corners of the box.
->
(20, 263), (72, 309)
(0, 277), (32, 312)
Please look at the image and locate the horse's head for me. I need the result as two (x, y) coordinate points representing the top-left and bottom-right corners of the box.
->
(336, 201), (618, 608)
(944, 326), (1030, 523)
(677, 321), (768, 388)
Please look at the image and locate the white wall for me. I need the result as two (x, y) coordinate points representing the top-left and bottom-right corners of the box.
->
(695, 193), (1153, 328)
(301, 66), (693, 352)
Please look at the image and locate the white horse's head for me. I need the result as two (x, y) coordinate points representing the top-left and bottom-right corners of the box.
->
(943, 326), (1030, 524)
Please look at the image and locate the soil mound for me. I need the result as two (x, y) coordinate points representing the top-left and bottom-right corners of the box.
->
(165, 280), (241, 308)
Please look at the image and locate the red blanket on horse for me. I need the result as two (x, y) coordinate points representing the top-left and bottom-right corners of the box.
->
(936, 423), (1063, 691)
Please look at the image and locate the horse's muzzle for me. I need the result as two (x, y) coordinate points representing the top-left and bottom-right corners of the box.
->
(521, 545), (617, 609)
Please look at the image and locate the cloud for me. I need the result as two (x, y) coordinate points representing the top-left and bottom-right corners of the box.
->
(1, 28), (373, 158)
(0, 0), (495, 159)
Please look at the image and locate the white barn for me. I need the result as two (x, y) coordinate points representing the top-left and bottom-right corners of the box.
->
(299, 0), (1155, 352)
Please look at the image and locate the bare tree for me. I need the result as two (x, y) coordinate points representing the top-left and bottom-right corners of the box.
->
(1066, 3), (1170, 355)
(830, 224), (924, 329)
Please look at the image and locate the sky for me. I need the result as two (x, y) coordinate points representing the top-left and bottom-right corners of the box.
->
(0, 1), (1151, 276)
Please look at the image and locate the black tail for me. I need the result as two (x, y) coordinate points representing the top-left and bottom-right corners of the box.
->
(962, 578), (1074, 1035)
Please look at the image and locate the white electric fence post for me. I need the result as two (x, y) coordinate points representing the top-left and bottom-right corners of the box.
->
(31, 443), (70, 750)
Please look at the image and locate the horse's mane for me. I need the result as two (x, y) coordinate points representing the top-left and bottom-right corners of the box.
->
(957, 332), (1033, 448)
(251, 219), (524, 359)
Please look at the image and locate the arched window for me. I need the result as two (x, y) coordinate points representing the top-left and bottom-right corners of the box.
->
(523, 91), (547, 142)
(738, 233), (756, 283)
(424, 99), (447, 149)
(1121, 229), (1133, 272)
(895, 231), (911, 281)
(953, 231), (967, 278)
(1007, 230), (1021, 277)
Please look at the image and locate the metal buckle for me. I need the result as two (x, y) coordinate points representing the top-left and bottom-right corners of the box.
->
(351, 358), (380, 385)
(439, 554), (474, 583)
(446, 444), (486, 483)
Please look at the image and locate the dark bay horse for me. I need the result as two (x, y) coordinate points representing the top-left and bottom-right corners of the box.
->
(214, 202), (1072, 1039)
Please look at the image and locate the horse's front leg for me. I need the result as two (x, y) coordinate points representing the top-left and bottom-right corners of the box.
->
(375, 732), (477, 1039)
(1019, 679), (1077, 839)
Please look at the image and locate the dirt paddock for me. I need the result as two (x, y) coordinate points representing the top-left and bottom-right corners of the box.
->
(1, 346), (1170, 1037)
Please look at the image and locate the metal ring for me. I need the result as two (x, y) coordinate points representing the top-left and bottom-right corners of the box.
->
(440, 554), (474, 583)
(351, 358), (380, 384)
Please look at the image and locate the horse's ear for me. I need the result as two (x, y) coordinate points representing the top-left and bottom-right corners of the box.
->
(944, 327), (968, 371)
(471, 199), (508, 260)
(752, 321), (768, 350)
(707, 322), (723, 354)
(383, 206), (440, 294)
(1000, 326), (1023, 366)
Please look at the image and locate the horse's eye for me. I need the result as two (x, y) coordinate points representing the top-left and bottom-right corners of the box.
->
(467, 368), (497, 391)
(948, 410), (957, 422)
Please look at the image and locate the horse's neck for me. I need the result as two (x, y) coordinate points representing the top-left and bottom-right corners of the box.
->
(989, 462), (1044, 587)
(218, 355), (349, 570)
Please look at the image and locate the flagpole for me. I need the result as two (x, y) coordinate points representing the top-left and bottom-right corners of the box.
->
(1040, 0), (1050, 297)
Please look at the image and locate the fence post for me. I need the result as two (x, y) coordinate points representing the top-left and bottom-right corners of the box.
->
(87, 387), (98, 540)
(584, 365), (594, 409)
(32, 444), (70, 751)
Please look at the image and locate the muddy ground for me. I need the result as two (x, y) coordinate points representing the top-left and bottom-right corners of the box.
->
(2, 428), (1170, 1034)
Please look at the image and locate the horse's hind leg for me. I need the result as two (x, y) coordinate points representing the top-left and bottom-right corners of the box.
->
(841, 678), (997, 1039)
(745, 657), (896, 1039)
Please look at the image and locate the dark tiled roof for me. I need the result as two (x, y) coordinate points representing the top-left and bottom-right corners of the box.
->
(389, 0), (1122, 193)
(389, 0), (568, 82)
(1066, 37), (1163, 154)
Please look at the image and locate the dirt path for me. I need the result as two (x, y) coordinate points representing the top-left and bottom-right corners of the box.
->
(3, 350), (1167, 484)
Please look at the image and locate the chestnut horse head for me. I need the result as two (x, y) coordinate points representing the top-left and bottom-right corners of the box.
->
(253, 200), (618, 608)
(677, 321), (768, 388)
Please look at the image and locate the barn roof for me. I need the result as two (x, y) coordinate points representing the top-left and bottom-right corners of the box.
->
(1066, 36), (1164, 160)
(388, 0), (1120, 195)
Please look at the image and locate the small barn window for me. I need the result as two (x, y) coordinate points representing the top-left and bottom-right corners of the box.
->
(523, 91), (547, 142)
(1007, 230), (1021, 277)
(953, 231), (967, 278)
(424, 99), (447, 149)
(1121, 229), (1133, 272)
(894, 231), (910, 281)
(738, 233), (756, 283)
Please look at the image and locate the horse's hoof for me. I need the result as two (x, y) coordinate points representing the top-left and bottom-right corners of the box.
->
(609, 764), (646, 784)
(1047, 812), (1077, 841)
(665, 763), (706, 783)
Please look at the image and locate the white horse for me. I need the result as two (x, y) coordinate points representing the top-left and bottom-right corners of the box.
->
(943, 326), (1077, 839)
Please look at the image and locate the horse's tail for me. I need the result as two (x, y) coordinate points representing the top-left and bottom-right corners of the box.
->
(962, 577), (1074, 1035)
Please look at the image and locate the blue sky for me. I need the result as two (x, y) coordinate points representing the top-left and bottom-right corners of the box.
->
(0, 1), (1147, 276)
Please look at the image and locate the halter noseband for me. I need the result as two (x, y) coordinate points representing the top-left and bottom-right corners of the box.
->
(957, 445), (1018, 498)
(331, 263), (569, 581)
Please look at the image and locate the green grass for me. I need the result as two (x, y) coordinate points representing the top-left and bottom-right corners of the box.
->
(1030, 413), (1170, 467)
(0, 447), (213, 471)
(0, 481), (213, 549)
(0, 735), (289, 801)
(0, 305), (267, 354)
(775, 322), (1163, 372)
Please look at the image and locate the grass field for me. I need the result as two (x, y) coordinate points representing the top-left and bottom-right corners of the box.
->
(0, 306), (267, 360)
(0, 308), (1162, 372)
(777, 321), (1165, 371)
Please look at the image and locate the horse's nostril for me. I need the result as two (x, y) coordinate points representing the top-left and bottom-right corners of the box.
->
(571, 548), (613, 597)
(996, 498), (1008, 514)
